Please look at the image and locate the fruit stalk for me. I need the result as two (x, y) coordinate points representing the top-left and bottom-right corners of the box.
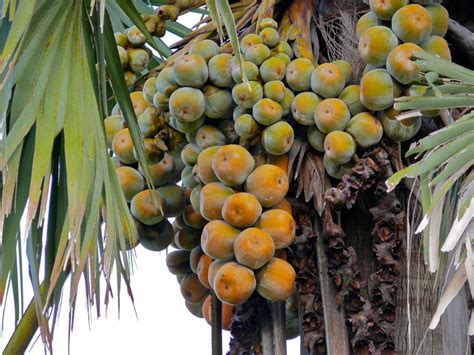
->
(270, 301), (287, 355)
(211, 291), (223, 355)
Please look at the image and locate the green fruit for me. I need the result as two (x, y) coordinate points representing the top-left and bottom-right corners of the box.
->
(379, 107), (421, 142)
(181, 143), (201, 166)
(153, 91), (169, 110)
(338, 85), (364, 116)
(208, 53), (234, 88)
(346, 112), (383, 148)
(218, 119), (239, 144)
(323, 154), (354, 179)
(358, 26), (398, 67)
(291, 92), (320, 126)
(245, 44), (271, 66)
(137, 110), (161, 137)
(169, 115), (205, 134)
(307, 126), (325, 152)
(333, 60), (353, 84)
(142, 77), (157, 102)
(182, 165), (199, 188)
(195, 125), (227, 150)
(140, 219), (174, 252)
(240, 33), (263, 54)
(127, 48), (150, 73)
(360, 69), (395, 111)
(169, 87), (205, 123)
(190, 185), (202, 213)
(259, 57), (286, 82)
(273, 53), (291, 65)
(279, 88), (294, 116)
(233, 106), (251, 120)
(272, 41), (293, 58)
(166, 250), (191, 275)
(232, 81), (263, 109)
(203, 85), (233, 119)
(264, 80), (286, 102)
(189, 39), (219, 62)
(231, 60), (259, 83)
(259, 18), (278, 30)
(310, 63), (345, 98)
(260, 27), (280, 47)
(155, 67), (178, 97)
(234, 114), (260, 139)
(262, 121), (294, 155)
(356, 12), (380, 39)
(286, 58), (314, 92)
(130, 189), (166, 226)
(174, 54), (209, 88)
(253, 98), (283, 126)
(126, 26), (146, 47)
(175, 226), (201, 250)
(323, 131), (356, 164)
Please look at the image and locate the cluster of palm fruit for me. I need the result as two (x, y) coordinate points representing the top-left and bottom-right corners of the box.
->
(357, 0), (451, 141)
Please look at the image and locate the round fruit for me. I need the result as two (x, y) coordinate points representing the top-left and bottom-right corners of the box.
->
(212, 144), (255, 186)
(127, 48), (150, 73)
(260, 27), (280, 47)
(169, 116), (205, 134)
(323, 154), (354, 180)
(116, 166), (145, 202)
(256, 258), (296, 301)
(189, 40), (219, 62)
(259, 57), (286, 82)
(360, 69), (395, 110)
(155, 66), (177, 97)
(231, 61), (259, 83)
(245, 164), (289, 207)
(126, 26), (146, 46)
(263, 80), (286, 102)
(183, 204), (206, 229)
(112, 128), (137, 164)
(314, 98), (351, 134)
(169, 87), (205, 123)
(174, 54), (209, 88)
(257, 209), (295, 249)
(386, 43), (423, 85)
(369, 0), (408, 21)
(259, 18), (278, 30)
(195, 125), (226, 150)
(232, 81), (263, 109)
(307, 126), (325, 152)
(245, 44), (271, 66)
(137, 110), (160, 138)
(379, 107), (421, 142)
(104, 115), (124, 148)
(201, 220), (240, 260)
(130, 189), (166, 225)
(234, 114), (260, 139)
(262, 121), (294, 155)
(272, 41), (293, 58)
(203, 85), (233, 119)
(346, 112), (383, 148)
(208, 53), (234, 88)
(234, 228), (275, 269)
(425, 4), (449, 37)
(358, 26), (398, 66)
(338, 85), (365, 116)
(324, 131), (356, 164)
(130, 91), (151, 117)
(272, 199), (292, 215)
(222, 193), (262, 229)
(420, 35), (451, 61)
(199, 182), (234, 221)
(190, 246), (205, 274)
(240, 33), (263, 54)
(166, 250), (191, 275)
(181, 143), (201, 166)
(391, 4), (432, 44)
(157, 184), (185, 217)
(280, 88), (295, 116)
(310, 63), (346, 98)
(197, 254), (213, 289)
(356, 12), (380, 39)
(291, 92), (320, 126)
(202, 295), (234, 330)
(214, 262), (256, 305)
(180, 273), (209, 304)
(252, 98), (283, 126)
(286, 58), (314, 92)
(140, 219), (174, 252)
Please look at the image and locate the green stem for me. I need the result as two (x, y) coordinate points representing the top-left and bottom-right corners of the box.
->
(259, 300), (273, 354)
(414, 52), (474, 84)
(211, 291), (222, 355)
(394, 96), (474, 111)
(270, 301), (287, 355)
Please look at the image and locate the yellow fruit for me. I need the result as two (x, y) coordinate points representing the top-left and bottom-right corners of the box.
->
(240, 33), (263, 54)
(189, 39), (219, 62)
(262, 121), (294, 156)
(245, 44), (271, 66)
(260, 27), (280, 47)
(201, 220), (240, 260)
(369, 0), (408, 21)
(338, 85), (365, 116)
(214, 262), (256, 305)
(285, 58), (314, 92)
(232, 81), (263, 109)
(333, 60), (353, 84)
(314, 98), (351, 134)
(115, 166), (145, 202)
(425, 4), (449, 37)
(391, 4), (433, 44)
(263, 80), (286, 102)
(420, 35), (451, 61)
(104, 115), (124, 148)
(197, 146), (220, 184)
(291, 92), (320, 126)
(208, 53), (234, 88)
(257, 209), (295, 249)
(212, 144), (255, 186)
(130, 189), (166, 225)
(386, 43), (423, 85)
(169, 87), (205, 123)
(310, 63), (346, 98)
(346, 112), (383, 148)
(199, 182), (234, 221)
(173, 54), (209, 88)
(222, 193), (262, 228)
(256, 258), (296, 301)
(324, 130), (356, 164)
(234, 228), (275, 269)
(259, 57), (286, 82)
(356, 12), (380, 39)
(130, 91), (151, 117)
(245, 164), (289, 207)
(360, 69), (395, 110)
(112, 128), (137, 164)
(234, 114), (260, 139)
(358, 26), (398, 66)
(252, 98), (283, 126)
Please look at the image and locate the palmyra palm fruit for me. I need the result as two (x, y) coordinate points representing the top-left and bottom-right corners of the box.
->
(356, 12), (380, 39)
(183, 204), (207, 229)
(260, 57), (286, 82)
(358, 26), (398, 66)
(240, 33), (263, 54)
(130, 91), (151, 116)
(386, 43), (423, 84)
(169, 115), (205, 134)
(264, 80), (286, 102)
(257, 209), (295, 249)
(392, 4), (433, 44)
(280, 88), (295, 116)
(234, 114), (260, 139)
(127, 48), (150, 73)
(175, 225), (201, 250)
(201, 220), (240, 260)
(116, 166), (145, 202)
(115, 32), (128, 47)
(140, 219), (174, 252)
(197, 254), (213, 289)
(208, 53), (234, 88)
(137, 110), (160, 138)
(202, 295), (234, 330)
(323, 154), (354, 180)
(245, 164), (289, 207)
(199, 182), (234, 221)
(207, 260), (229, 289)
(262, 121), (294, 155)
(118, 46), (128, 68)
(234, 228), (275, 269)
(267, 154), (289, 174)
(369, 0), (408, 21)
(218, 120), (239, 144)
(314, 98), (351, 134)
(155, 67), (178, 97)
(273, 53), (291, 66)
(169, 87), (205, 123)
(232, 81), (263, 109)
(197, 146), (220, 184)
(157, 184), (185, 217)
(180, 273), (209, 304)
(346, 112), (383, 148)
(192, 164), (202, 185)
(221, 193), (262, 228)
(190, 246), (204, 273)
(104, 115), (123, 148)
(124, 71), (137, 87)
(310, 63), (346, 98)
(260, 27), (280, 48)
(166, 250), (192, 275)
(256, 258), (296, 301)
(126, 26), (146, 46)
(420, 35), (451, 61)
(142, 77), (157, 102)
(182, 166), (199, 188)
(272, 198), (292, 215)
(333, 60), (353, 84)
(286, 58), (314, 92)
(189, 39), (219, 62)
(360, 69), (395, 110)
(231, 60), (260, 83)
(252, 98), (283, 126)
(245, 44), (271, 66)
(112, 128), (137, 164)
(134, 137), (166, 164)
(425, 4), (449, 37)
(190, 185), (202, 213)
(130, 189), (166, 225)
(338, 85), (365, 116)
(181, 143), (200, 167)
(213, 262), (256, 305)
(291, 92), (320, 125)
(173, 54), (209, 88)
(259, 17), (278, 30)
(212, 144), (255, 186)
(156, 4), (179, 21)
(307, 126), (326, 152)
(202, 85), (233, 119)
(324, 131), (356, 164)
(195, 125), (226, 150)
(233, 106), (251, 120)
(379, 107), (421, 141)
(272, 41), (293, 58)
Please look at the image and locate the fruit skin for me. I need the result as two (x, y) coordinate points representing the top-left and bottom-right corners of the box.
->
(197, 254), (213, 289)
(169, 115), (205, 134)
(338, 85), (365, 116)
(314, 98), (351, 134)
(256, 258), (296, 301)
(233, 228), (275, 269)
(155, 66), (178, 97)
(369, 0), (408, 21)
(202, 85), (233, 119)
(425, 4), (449, 37)
(180, 273), (209, 304)
(263, 80), (286, 102)
(140, 219), (174, 252)
(112, 128), (137, 164)
(245, 44), (271, 66)
(245, 164), (289, 208)
(213, 262), (256, 305)
(260, 27), (280, 47)
(173, 54), (209, 88)
(195, 125), (227, 150)
(218, 119), (239, 144)
(379, 107), (421, 142)
(386, 43), (423, 85)
(199, 182), (234, 221)
(157, 184), (185, 217)
(182, 166), (199, 189)
(391, 4), (433, 44)
(181, 143), (201, 166)
(240, 33), (263, 54)
(291, 92), (320, 126)
(259, 18), (278, 30)
(307, 126), (326, 152)
(208, 53), (234, 88)
(279, 88), (294, 116)
(197, 146), (220, 184)
(252, 98), (283, 126)
(234, 114), (260, 139)
(420, 35), (451, 61)
(130, 91), (151, 117)
(222, 193), (262, 229)
(272, 199), (292, 215)
(262, 121), (294, 156)
(212, 144), (255, 186)
(285, 58), (314, 92)
(256, 209), (295, 249)
(118, 46), (128, 68)
(333, 60), (353, 84)
(137, 109), (160, 138)
(259, 57), (286, 82)
(207, 260), (229, 289)
(310, 63), (346, 98)
(189, 39), (219, 62)
(346, 112), (383, 149)
(324, 131), (356, 164)
(272, 41), (293, 58)
(116, 166), (145, 202)
(104, 115), (124, 148)
(130, 189), (166, 225)
(115, 32), (128, 47)
(183, 204), (206, 229)
(190, 246), (205, 274)
(360, 69), (395, 111)
(142, 153), (174, 186)
(126, 26), (146, 46)
(358, 26), (398, 66)
(166, 250), (191, 275)
(185, 300), (204, 319)
(323, 154), (354, 179)
(127, 48), (150, 73)
(169, 87), (205, 123)
(201, 220), (240, 260)
(231, 61), (259, 83)
(232, 81), (263, 109)
(356, 12), (380, 39)
(202, 295), (234, 330)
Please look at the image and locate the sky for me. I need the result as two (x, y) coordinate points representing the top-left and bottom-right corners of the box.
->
(1, 8), (301, 355)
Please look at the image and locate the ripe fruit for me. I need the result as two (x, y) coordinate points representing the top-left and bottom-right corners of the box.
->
(203, 85), (233, 119)
(356, 12), (380, 39)
(259, 57), (286, 82)
(346, 112), (383, 148)
(252, 98), (283, 126)
(260, 27), (280, 47)
(202, 295), (234, 330)
(234, 114), (260, 139)
(360, 69), (395, 110)
(207, 260), (229, 289)
(425, 4), (449, 37)
(358, 26), (398, 66)
(195, 125), (226, 150)
(324, 131), (356, 164)
(166, 250), (192, 275)
(272, 199), (292, 215)
(256, 258), (296, 301)
(307, 126), (326, 152)
(286, 58), (314, 92)
(201, 220), (240, 260)
(145, 154), (174, 185)
(130, 91), (151, 116)
(222, 193), (262, 228)
(291, 92), (320, 125)
(180, 273), (209, 304)
(130, 189), (166, 225)
(183, 204), (206, 229)
(391, 4), (433, 44)
(169, 87), (205, 123)
(386, 43), (423, 85)
(232, 81), (263, 109)
(112, 128), (137, 164)
(104, 115), (124, 148)
(310, 63), (346, 98)
(263, 80), (286, 102)
(214, 262), (256, 305)
(420, 35), (451, 61)
(234, 228), (275, 269)
(245, 44), (271, 66)
(314, 98), (351, 134)
(240, 33), (263, 54)
(323, 154), (354, 180)
(212, 144), (255, 186)
(116, 166), (145, 202)
(231, 61), (259, 83)
(369, 0), (408, 21)
(174, 54), (209, 88)
(245, 164), (289, 207)
(257, 209), (295, 249)
(197, 254), (213, 289)
(338, 85), (365, 116)
(189, 39), (219, 62)
(379, 107), (421, 142)
(197, 146), (220, 184)
(208, 53), (234, 88)
(199, 182), (234, 221)
(262, 121), (294, 155)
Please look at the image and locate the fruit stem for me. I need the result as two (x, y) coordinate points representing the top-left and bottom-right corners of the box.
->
(211, 291), (223, 355)
(259, 300), (274, 354)
(270, 301), (287, 355)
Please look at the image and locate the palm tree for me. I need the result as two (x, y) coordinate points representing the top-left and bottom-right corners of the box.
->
(1, 0), (473, 354)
